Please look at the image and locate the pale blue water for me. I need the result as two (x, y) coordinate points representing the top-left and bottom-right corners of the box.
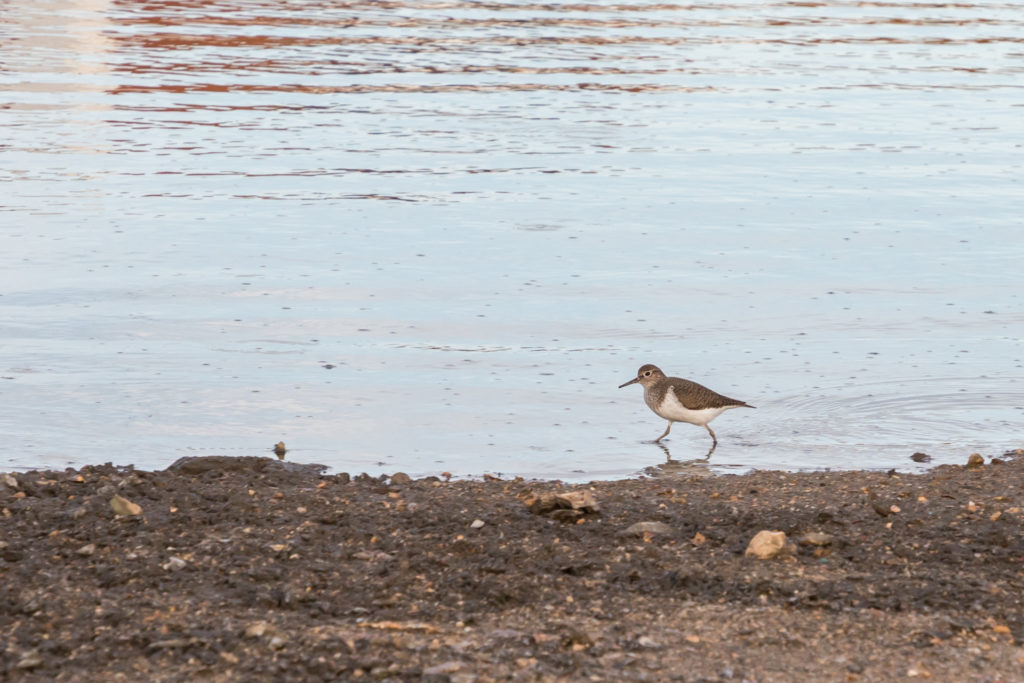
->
(2, 0), (1022, 480)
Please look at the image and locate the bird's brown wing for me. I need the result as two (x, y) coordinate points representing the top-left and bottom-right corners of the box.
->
(671, 378), (752, 410)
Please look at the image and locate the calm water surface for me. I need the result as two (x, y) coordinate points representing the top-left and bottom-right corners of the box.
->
(2, 0), (1023, 479)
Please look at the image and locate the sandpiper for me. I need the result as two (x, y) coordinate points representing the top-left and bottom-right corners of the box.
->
(618, 364), (754, 446)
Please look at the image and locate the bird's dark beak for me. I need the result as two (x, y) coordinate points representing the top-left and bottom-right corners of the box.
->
(618, 377), (639, 389)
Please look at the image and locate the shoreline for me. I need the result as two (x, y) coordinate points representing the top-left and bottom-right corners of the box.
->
(3, 450), (1023, 681)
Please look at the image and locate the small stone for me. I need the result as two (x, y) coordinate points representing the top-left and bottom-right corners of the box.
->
(523, 489), (600, 516)
(244, 621), (276, 639)
(636, 635), (661, 649)
(798, 532), (834, 547)
(390, 472), (412, 485)
(162, 556), (187, 571)
(423, 661), (463, 676)
(16, 650), (43, 670)
(620, 521), (673, 538)
(1, 473), (18, 489)
(470, 519), (486, 529)
(76, 543), (97, 556)
(147, 638), (192, 651)
(561, 628), (594, 649)
(109, 495), (142, 516)
(556, 490), (600, 513)
(967, 453), (984, 467)
(745, 530), (789, 559)
(352, 550), (394, 562)
(910, 452), (932, 463)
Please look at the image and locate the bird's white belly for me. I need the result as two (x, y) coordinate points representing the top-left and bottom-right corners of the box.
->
(652, 390), (735, 426)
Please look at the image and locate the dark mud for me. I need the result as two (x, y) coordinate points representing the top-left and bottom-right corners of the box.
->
(3, 451), (1024, 682)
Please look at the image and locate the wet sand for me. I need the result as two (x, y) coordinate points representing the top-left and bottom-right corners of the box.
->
(2, 450), (1024, 681)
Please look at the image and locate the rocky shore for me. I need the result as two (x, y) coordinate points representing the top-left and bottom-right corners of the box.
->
(2, 450), (1024, 681)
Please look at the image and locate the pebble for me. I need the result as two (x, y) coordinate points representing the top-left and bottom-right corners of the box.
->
(76, 543), (97, 556)
(523, 489), (600, 516)
(798, 532), (834, 547)
(745, 530), (789, 559)
(353, 550), (394, 562)
(636, 635), (661, 649)
(423, 660), (463, 675)
(1, 473), (18, 489)
(910, 452), (932, 463)
(390, 472), (412, 485)
(244, 621), (276, 639)
(109, 495), (142, 516)
(967, 453), (984, 467)
(470, 519), (486, 529)
(16, 650), (43, 670)
(620, 521), (673, 538)
(162, 556), (187, 571)
(558, 490), (600, 513)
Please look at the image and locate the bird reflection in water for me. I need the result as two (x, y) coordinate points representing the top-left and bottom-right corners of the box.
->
(643, 441), (716, 478)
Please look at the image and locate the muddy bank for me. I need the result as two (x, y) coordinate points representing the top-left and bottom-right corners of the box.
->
(2, 451), (1024, 681)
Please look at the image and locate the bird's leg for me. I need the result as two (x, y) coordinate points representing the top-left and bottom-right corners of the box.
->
(654, 421), (673, 443)
(705, 424), (718, 446)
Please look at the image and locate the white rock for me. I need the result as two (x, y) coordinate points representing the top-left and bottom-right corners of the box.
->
(162, 556), (187, 571)
(745, 530), (789, 559)
(423, 661), (463, 675)
(636, 635), (661, 649)
(621, 521), (673, 537)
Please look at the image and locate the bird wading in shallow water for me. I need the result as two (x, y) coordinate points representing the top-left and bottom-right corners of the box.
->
(618, 364), (754, 447)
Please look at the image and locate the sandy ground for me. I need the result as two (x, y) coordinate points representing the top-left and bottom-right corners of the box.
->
(3, 449), (1024, 681)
